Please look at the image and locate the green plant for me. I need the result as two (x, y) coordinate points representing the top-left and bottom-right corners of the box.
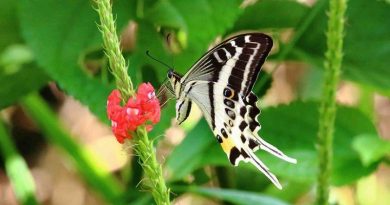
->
(0, 0), (389, 204)
(95, 0), (170, 204)
(316, 0), (347, 204)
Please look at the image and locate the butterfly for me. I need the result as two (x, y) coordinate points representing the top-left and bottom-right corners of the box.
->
(157, 33), (296, 189)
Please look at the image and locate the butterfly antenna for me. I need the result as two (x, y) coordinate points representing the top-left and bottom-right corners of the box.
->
(146, 50), (173, 70)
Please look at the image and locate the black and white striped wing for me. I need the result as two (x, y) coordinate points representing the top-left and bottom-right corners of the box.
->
(184, 81), (296, 189)
(182, 33), (272, 97)
(179, 33), (296, 189)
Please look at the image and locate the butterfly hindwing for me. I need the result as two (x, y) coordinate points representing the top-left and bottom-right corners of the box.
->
(186, 82), (295, 189)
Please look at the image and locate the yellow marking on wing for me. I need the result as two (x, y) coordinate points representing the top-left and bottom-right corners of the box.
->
(220, 136), (235, 154)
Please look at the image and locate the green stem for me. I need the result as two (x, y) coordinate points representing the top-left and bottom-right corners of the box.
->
(131, 127), (170, 205)
(94, 0), (134, 99)
(0, 121), (39, 205)
(94, 0), (170, 204)
(316, 0), (347, 204)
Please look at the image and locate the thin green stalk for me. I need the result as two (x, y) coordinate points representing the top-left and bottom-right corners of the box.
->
(94, 0), (170, 204)
(94, 0), (134, 99)
(131, 127), (170, 205)
(20, 94), (123, 204)
(0, 121), (39, 205)
(316, 0), (347, 204)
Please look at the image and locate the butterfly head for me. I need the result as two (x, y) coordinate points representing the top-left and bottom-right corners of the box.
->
(167, 69), (174, 79)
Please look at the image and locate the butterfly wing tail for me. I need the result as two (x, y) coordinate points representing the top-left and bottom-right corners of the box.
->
(254, 134), (297, 164)
(222, 140), (283, 189)
(244, 92), (297, 164)
(243, 146), (283, 190)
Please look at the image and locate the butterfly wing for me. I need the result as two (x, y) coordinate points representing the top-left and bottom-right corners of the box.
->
(156, 80), (175, 108)
(185, 81), (296, 189)
(178, 33), (296, 189)
(182, 33), (273, 97)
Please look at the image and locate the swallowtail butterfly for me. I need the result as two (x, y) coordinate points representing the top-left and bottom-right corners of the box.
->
(158, 33), (296, 189)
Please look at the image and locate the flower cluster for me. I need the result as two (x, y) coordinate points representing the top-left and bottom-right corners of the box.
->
(107, 83), (160, 143)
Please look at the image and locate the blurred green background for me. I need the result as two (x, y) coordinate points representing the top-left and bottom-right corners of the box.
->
(0, 0), (389, 204)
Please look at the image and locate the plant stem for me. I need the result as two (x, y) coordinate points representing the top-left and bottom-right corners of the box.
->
(0, 121), (39, 205)
(131, 127), (170, 205)
(316, 0), (347, 204)
(94, 0), (170, 204)
(94, 0), (134, 99)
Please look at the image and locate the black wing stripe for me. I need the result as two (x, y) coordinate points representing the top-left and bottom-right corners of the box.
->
(243, 36), (273, 96)
(182, 33), (273, 92)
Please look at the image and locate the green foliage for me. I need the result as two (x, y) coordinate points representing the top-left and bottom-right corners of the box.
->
(0, 122), (38, 205)
(0, 46), (49, 109)
(0, 0), (22, 52)
(145, 1), (186, 30)
(295, 0), (390, 93)
(316, 0), (347, 203)
(20, 94), (124, 204)
(352, 134), (390, 166)
(168, 102), (381, 187)
(0, 0), (388, 204)
(18, 0), (134, 121)
(166, 119), (214, 181)
(232, 0), (309, 30)
(177, 186), (290, 205)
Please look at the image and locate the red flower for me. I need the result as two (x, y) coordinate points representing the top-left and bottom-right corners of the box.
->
(137, 83), (160, 123)
(107, 83), (161, 143)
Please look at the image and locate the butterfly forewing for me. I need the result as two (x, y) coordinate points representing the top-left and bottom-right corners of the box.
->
(182, 33), (273, 97)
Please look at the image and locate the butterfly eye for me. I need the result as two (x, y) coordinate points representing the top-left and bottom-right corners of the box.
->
(167, 69), (174, 78)
(223, 88), (235, 99)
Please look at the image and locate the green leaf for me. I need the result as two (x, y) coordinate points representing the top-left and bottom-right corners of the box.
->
(127, 20), (170, 84)
(295, 0), (390, 93)
(0, 45), (34, 71)
(0, 65), (48, 109)
(254, 102), (380, 185)
(171, 0), (242, 72)
(165, 119), (214, 181)
(145, 0), (187, 30)
(352, 134), (390, 166)
(0, 45), (49, 109)
(231, 0), (309, 31)
(260, 102), (380, 185)
(183, 186), (290, 205)
(0, 0), (23, 52)
(18, 0), (134, 121)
